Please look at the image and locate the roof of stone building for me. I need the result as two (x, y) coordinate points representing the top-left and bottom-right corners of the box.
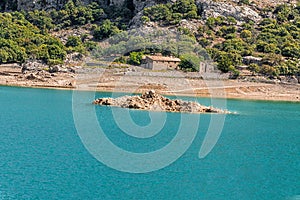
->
(145, 55), (181, 62)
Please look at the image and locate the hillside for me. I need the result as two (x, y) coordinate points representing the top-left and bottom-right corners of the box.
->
(0, 0), (299, 81)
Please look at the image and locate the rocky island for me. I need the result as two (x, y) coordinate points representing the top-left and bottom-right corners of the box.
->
(93, 90), (230, 114)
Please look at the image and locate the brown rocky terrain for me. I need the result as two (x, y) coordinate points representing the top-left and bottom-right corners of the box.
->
(1, 63), (299, 102)
(0, 63), (76, 89)
(75, 65), (300, 102)
(93, 90), (231, 113)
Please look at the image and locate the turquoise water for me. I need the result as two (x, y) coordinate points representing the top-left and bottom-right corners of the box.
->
(0, 86), (299, 199)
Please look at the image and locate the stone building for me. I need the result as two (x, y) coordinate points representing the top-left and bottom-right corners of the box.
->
(141, 55), (181, 70)
(199, 60), (217, 73)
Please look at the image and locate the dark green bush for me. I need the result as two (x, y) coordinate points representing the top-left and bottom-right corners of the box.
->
(66, 36), (82, 47)
(0, 12), (67, 64)
(128, 51), (144, 65)
(93, 20), (121, 40)
(179, 54), (201, 71)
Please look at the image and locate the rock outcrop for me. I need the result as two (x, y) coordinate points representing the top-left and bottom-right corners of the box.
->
(21, 60), (76, 74)
(242, 56), (263, 66)
(93, 90), (230, 114)
(0, 63), (76, 88)
(196, 0), (261, 23)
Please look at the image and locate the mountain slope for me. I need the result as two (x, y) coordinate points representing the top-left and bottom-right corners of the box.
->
(0, 0), (299, 80)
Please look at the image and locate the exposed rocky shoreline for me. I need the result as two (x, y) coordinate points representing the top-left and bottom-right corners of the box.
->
(93, 90), (230, 114)
(1, 63), (299, 102)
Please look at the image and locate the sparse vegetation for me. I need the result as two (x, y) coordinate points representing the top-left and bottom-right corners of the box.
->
(143, 0), (199, 25)
(0, 1), (299, 77)
(192, 4), (300, 77)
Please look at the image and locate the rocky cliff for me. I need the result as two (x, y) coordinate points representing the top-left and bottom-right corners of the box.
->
(3, 0), (293, 13)
(196, 0), (261, 23)
(1, 0), (294, 26)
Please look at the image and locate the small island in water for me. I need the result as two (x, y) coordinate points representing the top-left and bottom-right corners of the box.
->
(93, 90), (230, 114)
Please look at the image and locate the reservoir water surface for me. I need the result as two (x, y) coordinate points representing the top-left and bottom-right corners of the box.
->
(0, 86), (299, 199)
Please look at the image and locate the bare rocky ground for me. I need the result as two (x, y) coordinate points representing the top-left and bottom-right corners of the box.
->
(1, 64), (299, 102)
(76, 66), (300, 102)
(0, 64), (76, 89)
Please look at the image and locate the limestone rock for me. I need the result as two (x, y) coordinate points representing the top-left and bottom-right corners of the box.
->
(196, 0), (261, 23)
(22, 60), (47, 73)
(26, 73), (37, 80)
(242, 56), (263, 65)
(279, 76), (300, 84)
(49, 66), (60, 73)
(93, 90), (230, 114)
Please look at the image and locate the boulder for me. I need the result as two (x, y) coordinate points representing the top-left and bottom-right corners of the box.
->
(49, 66), (60, 73)
(21, 60), (46, 73)
(279, 76), (299, 84)
(242, 56), (263, 65)
(26, 73), (36, 80)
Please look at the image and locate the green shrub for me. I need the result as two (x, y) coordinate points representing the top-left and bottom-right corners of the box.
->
(238, 0), (250, 5)
(248, 63), (260, 73)
(227, 16), (237, 25)
(256, 41), (277, 53)
(220, 26), (236, 36)
(172, 0), (197, 13)
(66, 36), (82, 47)
(206, 17), (216, 29)
(198, 38), (211, 47)
(26, 10), (54, 32)
(240, 30), (252, 39)
(31, 44), (50, 61)
(179, 54), (201, 71)
(0, 38), (27, 63)
(143, 4), (171, 22)
(141, 16), (150, 23)
(84, 41), (98, 51)
(168, 13), (183, 25)
(48, 44), (66, 61)
(93, 20), (121, 40)
(143, 0), (198, 24)
(260, 65), (278, 76)
(0, 49), (9, 63)
(128, 51), (144, 65)
(241, 22), (254, 31)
